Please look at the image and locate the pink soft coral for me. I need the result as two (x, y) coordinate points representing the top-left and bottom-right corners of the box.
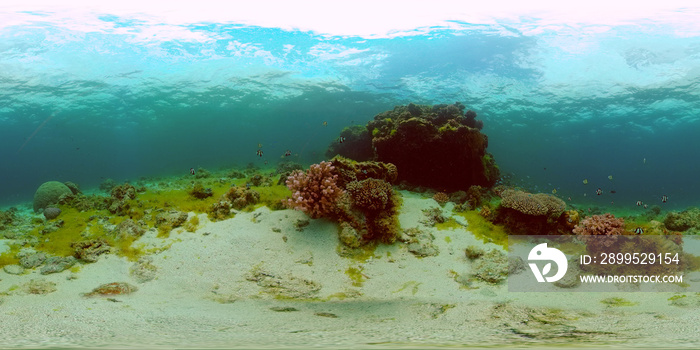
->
(573, 213), (625, 236)
(286, 161), (344, 219)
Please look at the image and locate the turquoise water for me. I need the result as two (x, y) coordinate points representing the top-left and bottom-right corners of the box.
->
(1, 4), (699, 209)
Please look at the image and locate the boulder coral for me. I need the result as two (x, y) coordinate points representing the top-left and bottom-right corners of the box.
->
(362, 102), (499, 191)
(33, 181), (72, 212)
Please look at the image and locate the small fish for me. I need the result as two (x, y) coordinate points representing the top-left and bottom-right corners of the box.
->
(610, 190), (616, 194)
(582, 179), (588, 185)
(596, 188), (602, 195)
(643, 204), (648, 209)
(338, 136), (345, 143)
(323, 121), (328, 126)
(567, 196), (571, 201)
(662, 195), (668, 203)
(643, 158), (646, 164)
(634, 227), (644, 235)
(608, 175), (613, 180)
(258, 143), (262, 148)
(544, 167), (547, 171)
(256, 149), (263, 157)
(552, 189), (557, 194)
(636, 200), (642, 206)
(284, 150), (292, 157)
(190, 168), (195, 175)
(246, 183), (251, 189)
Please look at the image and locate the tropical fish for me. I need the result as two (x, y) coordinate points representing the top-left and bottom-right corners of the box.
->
(610, 190), (616, 194)
(190, 168), (195, 175)
(634, 227), (644, 235)
(323, 121), (328, 126)
(582, 179), (588, 185)
(643, 204), (648, 209)
(608, 175), (613, 180)
(552, 189), (557, 194)
(338, 136), (346, 143)
(662, 195), (668, 203)
(567, 197), (571, 201)
(596, 188), (602, 195)
(284, 150), (292, 157)
(643, 158), (646, 164)
(256, 149), (263, 157)
(258, 143), (262, 148)
(636, 200), (643, 206)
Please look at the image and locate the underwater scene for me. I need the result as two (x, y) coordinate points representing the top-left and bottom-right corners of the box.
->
(1, 1), (700, 349)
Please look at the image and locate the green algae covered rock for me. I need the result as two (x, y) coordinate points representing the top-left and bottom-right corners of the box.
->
(33, 181), (72, 213)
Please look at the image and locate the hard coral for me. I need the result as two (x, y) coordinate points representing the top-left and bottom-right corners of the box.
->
(285, 161), (344, 219)
(432, 192), (449, 206)
(500, 189), (565, 219)
(330, 156), (398, 188)
(573, 213), (625, 237)
(224, 186), (260, 210)
(33, 181), (72, 212)
(346, 179), (393, 212)
(365, 102), (498, 192)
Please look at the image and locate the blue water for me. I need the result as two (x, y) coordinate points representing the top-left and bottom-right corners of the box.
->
(1, 4), (700, 211)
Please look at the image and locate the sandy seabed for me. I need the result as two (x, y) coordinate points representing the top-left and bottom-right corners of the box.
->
(1, 192), (699, 349)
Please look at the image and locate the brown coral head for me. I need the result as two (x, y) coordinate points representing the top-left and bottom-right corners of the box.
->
(432, 192), (449, 206)
(346, 178), (394, 212)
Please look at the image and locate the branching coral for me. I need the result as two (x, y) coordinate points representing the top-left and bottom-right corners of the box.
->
(573, 213), (626, 252)
(573, 213), (625, 236)
(285, 161), (344, 219)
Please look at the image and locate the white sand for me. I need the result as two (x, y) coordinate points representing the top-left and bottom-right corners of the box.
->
(0, 192), (699, 349)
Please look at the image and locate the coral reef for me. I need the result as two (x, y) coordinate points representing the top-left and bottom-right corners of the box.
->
(325, 125), (374, 161)
(64, 181), (81, 195)
(71, 239), (110, 262)
(114, 219), (145, 239)
(189, 183), (213, 199)
(224, 186), (260, 210)
(342, 178), (400, 243)
(108, 183), (139, 215)
(33, 181), (73, 212)
(0, 208), (16, 230)
(330, 156), (398, 188)
(43, 207), (61, 220)
(495, 189), (568, 234)
(663, 207), (700, 232)
(573, 213), (626, 254)
(432, 192), (449, 206)
(362, 102), (498, 191)
(573, 213), (626, 237)
(500, 189), (566, 219)
(286, 161), (344, 219)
